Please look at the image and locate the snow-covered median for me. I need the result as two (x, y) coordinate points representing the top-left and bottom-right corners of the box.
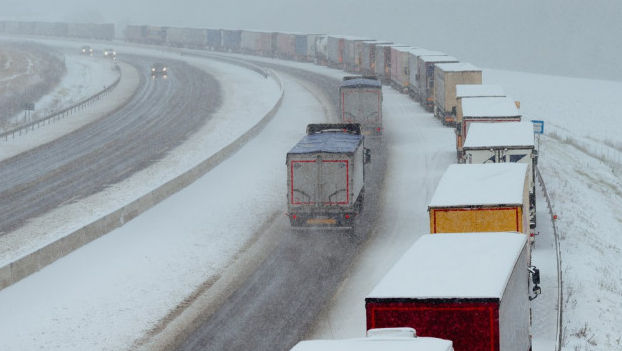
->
(0, 58), (284, 351)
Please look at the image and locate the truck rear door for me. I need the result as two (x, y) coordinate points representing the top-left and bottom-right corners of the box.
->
(319, 160), (349, 205)
(342, 90), (381, 124)
(290, 160), (317, 205)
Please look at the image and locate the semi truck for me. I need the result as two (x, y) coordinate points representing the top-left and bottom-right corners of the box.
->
(463, 121), (537, 228)
(286, 124), (371, 228)
(428, 163), (530, 235)
(456, 96), (521, 158)
(291, 328), (454, 351)
(406, 49), (445, 98)
(366, 232), (537, 351)
(389, 46), (413, 92)
(433, 63), (482, 126)
(416, 55), (458, 110)
(339, 76), (383, 135)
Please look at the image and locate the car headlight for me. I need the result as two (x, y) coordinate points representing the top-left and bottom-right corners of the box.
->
(162, 67), (167, 71)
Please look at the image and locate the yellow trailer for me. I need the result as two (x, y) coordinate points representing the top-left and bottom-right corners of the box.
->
(428, 163), (530, 235)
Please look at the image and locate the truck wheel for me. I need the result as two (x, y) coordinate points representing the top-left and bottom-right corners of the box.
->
(354, 189), (365, 213)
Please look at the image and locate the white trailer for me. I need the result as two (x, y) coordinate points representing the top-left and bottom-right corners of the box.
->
(463, 121), (537, 228)
(406, 49), (444, 98)
(286, 124), (370, 228)
(374, 44), (408, 84)
(390, 46), (415, 93)
(291, 328), (454, 351)
(339, 77), (383, 135)
(456, 96), (522, 158)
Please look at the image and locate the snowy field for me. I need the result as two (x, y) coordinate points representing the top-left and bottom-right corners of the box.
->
(486, 70), (622, 351)
(0, 41), (620, 351)
(5, 53), (119, 129)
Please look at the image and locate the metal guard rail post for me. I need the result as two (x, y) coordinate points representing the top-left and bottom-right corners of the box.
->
(536, 166), (563, 351)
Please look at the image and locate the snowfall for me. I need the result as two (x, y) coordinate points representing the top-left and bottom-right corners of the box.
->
(0, 39), (621, 351)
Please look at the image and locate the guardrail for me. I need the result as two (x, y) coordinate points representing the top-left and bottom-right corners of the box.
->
(1, 64), (122, 141)
(536, 166), (563, 351)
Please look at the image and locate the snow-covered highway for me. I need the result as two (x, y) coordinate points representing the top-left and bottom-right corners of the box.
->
(0, 36), (621, 351)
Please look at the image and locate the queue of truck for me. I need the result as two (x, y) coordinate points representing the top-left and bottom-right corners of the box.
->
(1, 19), (546, 351)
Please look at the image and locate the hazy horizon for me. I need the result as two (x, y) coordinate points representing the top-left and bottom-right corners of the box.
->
(2, 0), (621, 81)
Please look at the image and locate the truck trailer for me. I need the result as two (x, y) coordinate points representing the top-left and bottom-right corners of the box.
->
(291, 328), (453, 351)
(390, 46), (414, 93)
(406, 49), (445, 98)
(416, 55), (458, 110)
(339, 77), (383, 135)
(366, 233), (534, 351)
(373, 44), (400, 83)
(456, 96), (521, 157)
(428, 163), (530, 235)
(286, 124), (370, 228)
(359, 40), (392, 76)
(433, 63), (482, 126)
(463, 121), (537, 228)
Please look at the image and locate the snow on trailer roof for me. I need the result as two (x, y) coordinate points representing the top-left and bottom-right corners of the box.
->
(435, 62), (480, 72)
(329, 34), (373, 41)
(456, 84), (505, 98)
(367, 233), (527, 299)
(463, 121), (535, 149)
(461, 96), (520, 118)
(408, 48), (446, 57)
(420, 55), (459, 63)
(340, 78), (382, 89)
(288, 132), (363, 155)
(291, 336), (453, 351)
(429, 163), (527, 207)
(391, 46), (417, 52)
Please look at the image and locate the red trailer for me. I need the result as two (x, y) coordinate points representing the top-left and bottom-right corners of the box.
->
(366, 233), (534, 351)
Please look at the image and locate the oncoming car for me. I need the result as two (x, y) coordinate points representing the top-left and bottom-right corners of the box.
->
(103, 48), (116, 59)
(151, 63), (168, 78)
(80, 45), (93, 56)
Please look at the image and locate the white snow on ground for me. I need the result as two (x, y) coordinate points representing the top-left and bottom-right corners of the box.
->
(0, 38), (619, 350)
(0, 54), (283, 350)
(486, 70), (622, 351)
(0, 61), (138, 161)
(5, 54), (119, 127)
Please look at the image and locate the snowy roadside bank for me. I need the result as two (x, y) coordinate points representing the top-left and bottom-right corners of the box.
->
(5, 54), (120, 128)
(486, 70), (622, 351)
(0, 61), (136, 161)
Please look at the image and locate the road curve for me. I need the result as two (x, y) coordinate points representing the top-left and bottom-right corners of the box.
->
(0, 54), (221, 234)
(177, 63), (387, 351)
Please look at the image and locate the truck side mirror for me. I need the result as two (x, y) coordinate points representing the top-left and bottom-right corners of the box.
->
(528, 266), (541, 301)
(531, 267), (540, 285)
(364, 148), (372, 164)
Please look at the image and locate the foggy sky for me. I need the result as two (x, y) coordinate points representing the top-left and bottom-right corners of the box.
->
(2, 0), (621, 81)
